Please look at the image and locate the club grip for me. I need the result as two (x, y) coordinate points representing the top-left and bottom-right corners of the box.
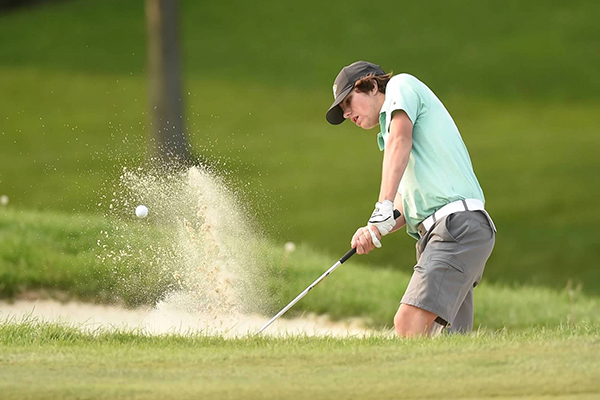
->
(339, 209), (401, 264)
(339, 247), (357, 263)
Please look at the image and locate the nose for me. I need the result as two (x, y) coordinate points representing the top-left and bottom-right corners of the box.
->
(343, 107), (351, 119)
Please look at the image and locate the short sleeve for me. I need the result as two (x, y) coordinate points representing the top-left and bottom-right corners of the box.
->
(384, 74), (423, 126)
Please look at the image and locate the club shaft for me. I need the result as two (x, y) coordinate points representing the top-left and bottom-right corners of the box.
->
(257, 259), (344, 334)
(257, 210), (400, 334)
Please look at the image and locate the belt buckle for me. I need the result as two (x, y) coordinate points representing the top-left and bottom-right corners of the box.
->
(417, 223), (427, 238)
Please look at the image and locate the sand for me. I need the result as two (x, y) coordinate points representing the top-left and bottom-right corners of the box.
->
(0, 299), (379, 337)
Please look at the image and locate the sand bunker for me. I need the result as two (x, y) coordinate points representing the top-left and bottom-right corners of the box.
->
(0, 299), (377, 337)
(2, 167), (381, 337)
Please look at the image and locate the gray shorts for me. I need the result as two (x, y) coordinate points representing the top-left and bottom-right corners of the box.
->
(401, 210), (495, 331)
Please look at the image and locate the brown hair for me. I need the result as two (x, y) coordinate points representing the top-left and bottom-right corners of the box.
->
(353, 72), (394, 94)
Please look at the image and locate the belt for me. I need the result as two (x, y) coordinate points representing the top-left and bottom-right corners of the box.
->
(417, 199), (487, 237)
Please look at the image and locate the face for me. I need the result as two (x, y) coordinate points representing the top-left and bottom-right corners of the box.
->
(339, 87), (384, 130)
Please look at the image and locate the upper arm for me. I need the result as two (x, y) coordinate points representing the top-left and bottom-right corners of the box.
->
(384, 74), (424, 142)
(389, 110), (413, 142)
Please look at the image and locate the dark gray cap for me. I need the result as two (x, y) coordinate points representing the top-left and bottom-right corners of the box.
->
(325, 61), (386, 125)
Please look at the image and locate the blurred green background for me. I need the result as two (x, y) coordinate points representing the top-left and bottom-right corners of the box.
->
(1, 0), (599, 293)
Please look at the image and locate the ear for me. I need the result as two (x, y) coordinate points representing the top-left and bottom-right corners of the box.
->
(370, 80), (379, 95)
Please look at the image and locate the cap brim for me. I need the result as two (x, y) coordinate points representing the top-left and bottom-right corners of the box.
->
(325, 86), (353, 125)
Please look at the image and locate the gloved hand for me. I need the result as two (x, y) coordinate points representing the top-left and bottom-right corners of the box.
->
(368, 200), (395, 236)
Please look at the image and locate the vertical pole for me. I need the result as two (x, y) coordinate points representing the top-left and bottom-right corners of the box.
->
(145, 0), (191, 165)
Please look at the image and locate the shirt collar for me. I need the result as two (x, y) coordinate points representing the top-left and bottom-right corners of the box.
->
(376, 99), (390, 151)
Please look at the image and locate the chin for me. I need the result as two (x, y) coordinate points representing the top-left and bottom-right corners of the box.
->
(362, 122), (377, 130)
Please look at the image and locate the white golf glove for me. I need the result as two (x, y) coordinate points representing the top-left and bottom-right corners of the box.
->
(368, 200), (395, 236)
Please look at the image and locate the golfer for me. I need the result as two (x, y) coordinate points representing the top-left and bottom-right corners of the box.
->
(326, 61), (496, 337)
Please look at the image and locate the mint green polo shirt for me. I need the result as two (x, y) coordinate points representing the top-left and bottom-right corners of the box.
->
(378, 74), (485, 240)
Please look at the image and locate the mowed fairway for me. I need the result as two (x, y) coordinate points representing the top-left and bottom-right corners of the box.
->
(1, 323), (599, 400)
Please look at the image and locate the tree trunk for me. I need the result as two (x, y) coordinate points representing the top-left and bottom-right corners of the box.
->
(145, 0), (192, 166)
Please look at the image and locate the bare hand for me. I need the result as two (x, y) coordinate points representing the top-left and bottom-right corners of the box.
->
(351, 226), (381, 255)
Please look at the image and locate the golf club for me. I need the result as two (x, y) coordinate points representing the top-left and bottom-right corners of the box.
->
(257, 209), (401, 334)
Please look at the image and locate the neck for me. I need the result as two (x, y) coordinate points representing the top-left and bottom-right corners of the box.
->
(376, 92), (386, 110)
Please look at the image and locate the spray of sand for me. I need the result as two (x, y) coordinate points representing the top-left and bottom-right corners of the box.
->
(75, 164), (373, 337)
(102, 165), (263, 330)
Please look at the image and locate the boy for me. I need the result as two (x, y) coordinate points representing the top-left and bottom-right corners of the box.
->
(326, 61), (496, 337)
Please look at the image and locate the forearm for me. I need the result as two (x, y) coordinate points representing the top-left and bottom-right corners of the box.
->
(378, 133), (412, 202)
(389, 215), (406, 234)
(389, 192), (406, 234)
(366, 111), (413, 240)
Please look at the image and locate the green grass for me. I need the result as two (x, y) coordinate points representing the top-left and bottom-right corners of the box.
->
(1, 0), (599, 99)
(1, 68), (599, 295)
(2, 208), (600, 331)
(1, 321), (600, 399)
(1, 0), (600, 295)
(0, 207), (174, 306)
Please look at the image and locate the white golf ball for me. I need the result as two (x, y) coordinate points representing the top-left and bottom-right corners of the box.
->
(0, 195), (8, 206)
(284, 241), (296, 253)
(135, 205), (148, 218)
